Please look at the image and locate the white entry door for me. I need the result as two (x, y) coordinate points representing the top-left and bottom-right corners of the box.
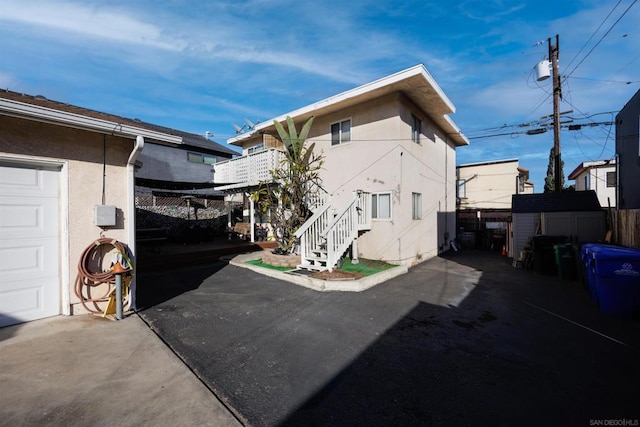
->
(0, 161), (61, 327)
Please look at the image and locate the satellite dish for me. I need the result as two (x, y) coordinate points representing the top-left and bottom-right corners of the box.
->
(244, 118), (255, 129)
(232, 123), (246, 134)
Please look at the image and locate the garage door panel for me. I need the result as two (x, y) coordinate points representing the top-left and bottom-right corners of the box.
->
(0, 196), (59, 239)
(0, 278), (58, 326)
(0, 237), (59, 281)
(0, 162), (61, 327)
(0, 164), (59, 197)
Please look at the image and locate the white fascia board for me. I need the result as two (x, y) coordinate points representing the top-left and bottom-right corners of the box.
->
(228, 64), (456, 145)
(458, 158), (520, 168)
(0, 98), (182, 144)
(442, 115), (469, 146)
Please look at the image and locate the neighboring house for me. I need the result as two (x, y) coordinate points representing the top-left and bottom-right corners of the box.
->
(0, 90), (194, 326)
(133, 124), (238, 242)
(457, 158), (534, 210)
(616, 89), (640, 209)
(567, 160), (616, 208)
(510, 191), (605, 261)
(135, 126), (236, 195)
(214, 64), (469, 270)
(456, 159), (533, 250)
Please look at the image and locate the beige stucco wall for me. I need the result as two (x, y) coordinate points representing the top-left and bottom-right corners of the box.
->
(457, 160), (521, 210)
(572, 166), (616, 208)
(0, 115), (133, 315)
(241, 92), (459, 266)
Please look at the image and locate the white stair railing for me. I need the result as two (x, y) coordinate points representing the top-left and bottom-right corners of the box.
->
(322, 191), (360, 272)
(294, 199), (332, 270)
(295, 190), (371, 272)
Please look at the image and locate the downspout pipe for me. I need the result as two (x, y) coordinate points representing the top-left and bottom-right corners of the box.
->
(127, 135), (144, 310)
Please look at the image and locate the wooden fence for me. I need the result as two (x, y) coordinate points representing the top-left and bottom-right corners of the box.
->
(611, 209), (640, 248)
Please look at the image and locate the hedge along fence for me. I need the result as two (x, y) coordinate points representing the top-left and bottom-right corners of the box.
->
(611, 209), (640, 248)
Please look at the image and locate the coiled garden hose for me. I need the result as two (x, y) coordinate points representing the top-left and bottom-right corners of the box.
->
(74, 238), (131, 314)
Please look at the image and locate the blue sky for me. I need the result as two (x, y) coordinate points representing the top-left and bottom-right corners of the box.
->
(1, 0), (638, 191)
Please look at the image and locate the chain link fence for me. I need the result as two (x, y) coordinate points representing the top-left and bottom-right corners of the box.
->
(135, 186), (242, 243)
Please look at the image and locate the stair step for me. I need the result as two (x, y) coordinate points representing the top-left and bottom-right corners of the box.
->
(297, 263), (328, 272)
(305, 255), (327, 262)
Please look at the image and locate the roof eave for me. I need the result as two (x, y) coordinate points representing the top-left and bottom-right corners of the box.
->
(228, 64), (467, 146)
(0, 98), (182, 144)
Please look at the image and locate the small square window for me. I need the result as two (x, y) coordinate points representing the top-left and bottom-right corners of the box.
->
(331, 119), (351, 146)
(606, 171), (616, 187)
(412, 193), (422, 220)
(372, 192), (392, 220)
(187, 152), (204, 163)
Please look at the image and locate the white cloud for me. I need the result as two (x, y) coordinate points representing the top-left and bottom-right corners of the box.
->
(458, 0), (526, 22)
(0, 0), (391, 84)
(1, 0), (186, 51)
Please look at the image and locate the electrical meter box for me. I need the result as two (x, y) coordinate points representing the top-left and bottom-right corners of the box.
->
(95, 205), (116, 227)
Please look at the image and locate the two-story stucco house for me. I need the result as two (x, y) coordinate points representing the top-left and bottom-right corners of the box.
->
(457, 158), (534, 210)
(214, 65), (469, 270)
(455, 158), (533, 251)
(567, 160), (616, 208)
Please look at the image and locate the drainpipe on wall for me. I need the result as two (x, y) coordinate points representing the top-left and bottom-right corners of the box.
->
(127, 135), (144, 310)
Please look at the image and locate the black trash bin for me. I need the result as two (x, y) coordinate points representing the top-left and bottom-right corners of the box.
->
(555, 243), (577, 280)
(532, 235), (568, 276)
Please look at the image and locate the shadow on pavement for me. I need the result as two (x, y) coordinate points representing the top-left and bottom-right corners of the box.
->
(135, 239), (263, 310)
(139, 249), (640, 426)
(136, 262), (228, 309)
(280, 251), (640, 426)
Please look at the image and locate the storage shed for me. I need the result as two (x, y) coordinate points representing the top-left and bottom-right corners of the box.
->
(510, 191), (606, 261)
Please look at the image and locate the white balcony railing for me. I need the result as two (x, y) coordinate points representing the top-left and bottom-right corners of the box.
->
(213, 148), (286, 190)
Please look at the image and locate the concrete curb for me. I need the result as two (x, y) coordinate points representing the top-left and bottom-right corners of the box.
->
(227, 251), (409, 292)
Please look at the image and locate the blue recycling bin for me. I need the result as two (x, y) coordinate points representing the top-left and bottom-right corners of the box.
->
(590, 245), (640, 318)
(580, 243), (600, 302)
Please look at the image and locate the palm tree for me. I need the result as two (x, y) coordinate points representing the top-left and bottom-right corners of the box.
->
(252, 116), (324, 254)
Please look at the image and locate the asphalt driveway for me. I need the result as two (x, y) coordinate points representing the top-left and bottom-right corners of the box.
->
(137, 250), (640, 426)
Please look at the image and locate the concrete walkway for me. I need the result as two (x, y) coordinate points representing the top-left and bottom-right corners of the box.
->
(0, 314), (241, 427)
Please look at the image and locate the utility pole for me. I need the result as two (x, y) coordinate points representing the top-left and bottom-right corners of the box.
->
(549, 34), (562, 192)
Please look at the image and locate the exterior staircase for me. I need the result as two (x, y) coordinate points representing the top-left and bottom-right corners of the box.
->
(295, 190), (372, 272)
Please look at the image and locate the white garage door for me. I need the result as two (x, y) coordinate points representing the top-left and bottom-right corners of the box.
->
(0, 161), (61, 327)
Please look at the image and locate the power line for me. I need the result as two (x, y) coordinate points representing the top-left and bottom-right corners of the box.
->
(467, 121), (616, 141)
(563, 0), (624, 72)
(564, 0), (638, 79)
(566, 76), (639, 84)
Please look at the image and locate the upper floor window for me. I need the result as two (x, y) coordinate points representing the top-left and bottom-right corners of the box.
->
(331, 119), (351, 146)
(411, 114), (421, 144)
(584, 174), (590, 190)
(188, 152), (217, 164)
(372, 192), (392, 220)
(248, 144), (265, 154)
(517, 176), (525, 193)
(606, 171), (616, 187)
